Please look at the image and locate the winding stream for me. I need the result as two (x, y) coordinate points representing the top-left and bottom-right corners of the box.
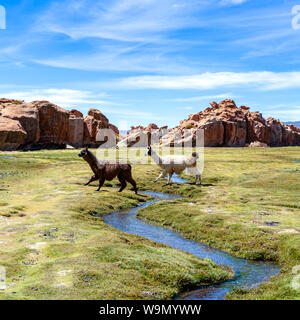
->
(102, 175), (280, 300)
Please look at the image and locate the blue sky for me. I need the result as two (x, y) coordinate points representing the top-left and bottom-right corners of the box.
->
(1, 0), (300, 129)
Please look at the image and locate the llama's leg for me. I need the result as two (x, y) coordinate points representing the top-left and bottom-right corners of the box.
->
(96, 177), (105, 191)
(154, 171), (166, 183)
(125, 174), (138, 194)
(195, 175), (202, 185)
(117, 174), (127, 192)
(167, 173), (173, 185)
(84, 175), (98, 186)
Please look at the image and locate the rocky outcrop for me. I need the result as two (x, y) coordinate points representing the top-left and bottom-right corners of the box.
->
(34, 101), (70, 148)
(0, 117), (27, 150)
(246, 111), (271, 145)
(68, 110), (84, 148)
(118, 124), (168, 147)
(165, 99), (300, 147)
(1, 102), (40, 145)
(0, 99), (119, 150)
(118, 99), (300, 148)
(83, 108), (116, 147)
(248, 141), (269, 148)
(1, 97), (299, 150)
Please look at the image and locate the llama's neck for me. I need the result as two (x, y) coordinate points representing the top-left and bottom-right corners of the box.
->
(150, 149), (163, 165)
(85, 151), (101, 174)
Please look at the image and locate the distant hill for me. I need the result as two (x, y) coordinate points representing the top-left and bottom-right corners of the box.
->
(286, 121), (300, 128)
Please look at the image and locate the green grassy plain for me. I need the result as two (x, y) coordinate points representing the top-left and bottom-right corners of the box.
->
(0, 149), (231, 300)
(0, 147), (299, 300)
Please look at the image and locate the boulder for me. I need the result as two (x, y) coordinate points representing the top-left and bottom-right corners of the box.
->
(145, 123), (159, 132)
(34, 101), (70, 146)
(68, 119), (84, 148)
(69, 109), (83, 119)
(0, 117), (27, 150)
(246, 112), (271, 145)
(223, 120), (247, 147)
(109, 123), (119, 135)
(1, 102), (40, 145)
(87, 108), (109, 125)
(267, 118), (283, 146)
(83, 108), (119, 147)
(198, 118), (224, 147)
(118, 123), (165, 147)
(248, 141), (269, 148)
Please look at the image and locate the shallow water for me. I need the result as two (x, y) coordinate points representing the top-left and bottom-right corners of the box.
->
(293, 160), (300, 163)
(103, 175), (280, 300)
(169, 174), (190, 184)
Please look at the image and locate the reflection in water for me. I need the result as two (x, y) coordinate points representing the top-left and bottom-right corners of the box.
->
(102, 177), (280, 300)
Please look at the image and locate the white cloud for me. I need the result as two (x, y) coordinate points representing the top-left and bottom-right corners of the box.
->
(109, 72), (300, 90)
(219, 0), (247, 6)
(172, 93), (234, 102)
(38, 0), (206, 42)
(264, 107), (300, 121)
(33, 46), (193, 73)
(0, 89), (114, 109)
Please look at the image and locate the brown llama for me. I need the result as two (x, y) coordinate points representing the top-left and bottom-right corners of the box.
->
(78, 148), (138, 194)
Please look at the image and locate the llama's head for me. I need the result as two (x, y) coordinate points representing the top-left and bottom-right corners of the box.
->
(78, 148), (89, 158)
(146, 145), (152, 156)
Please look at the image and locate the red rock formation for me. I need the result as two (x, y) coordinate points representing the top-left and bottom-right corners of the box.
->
(1, 97), (299, 149)
(267, 118), (284, 146)
(246, 111), (271, 145)
(0, 99), (119, 150)
(153, 99), (300, 147)
(176, 99), (247, 147)
(0, 117), (27, 150)
(249, 141), (269, 148)
(69, 109), (83, 119)
(34, 101), (70, 146)
(108, 123), (119, 135)
(118, 123), (165, 147)
(198, 118), (224, 147)
(145, 123), (159, 131)
(1, 102), (40, 145)
(83, 108), (118, 146)
(68, 110), (84, 148)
